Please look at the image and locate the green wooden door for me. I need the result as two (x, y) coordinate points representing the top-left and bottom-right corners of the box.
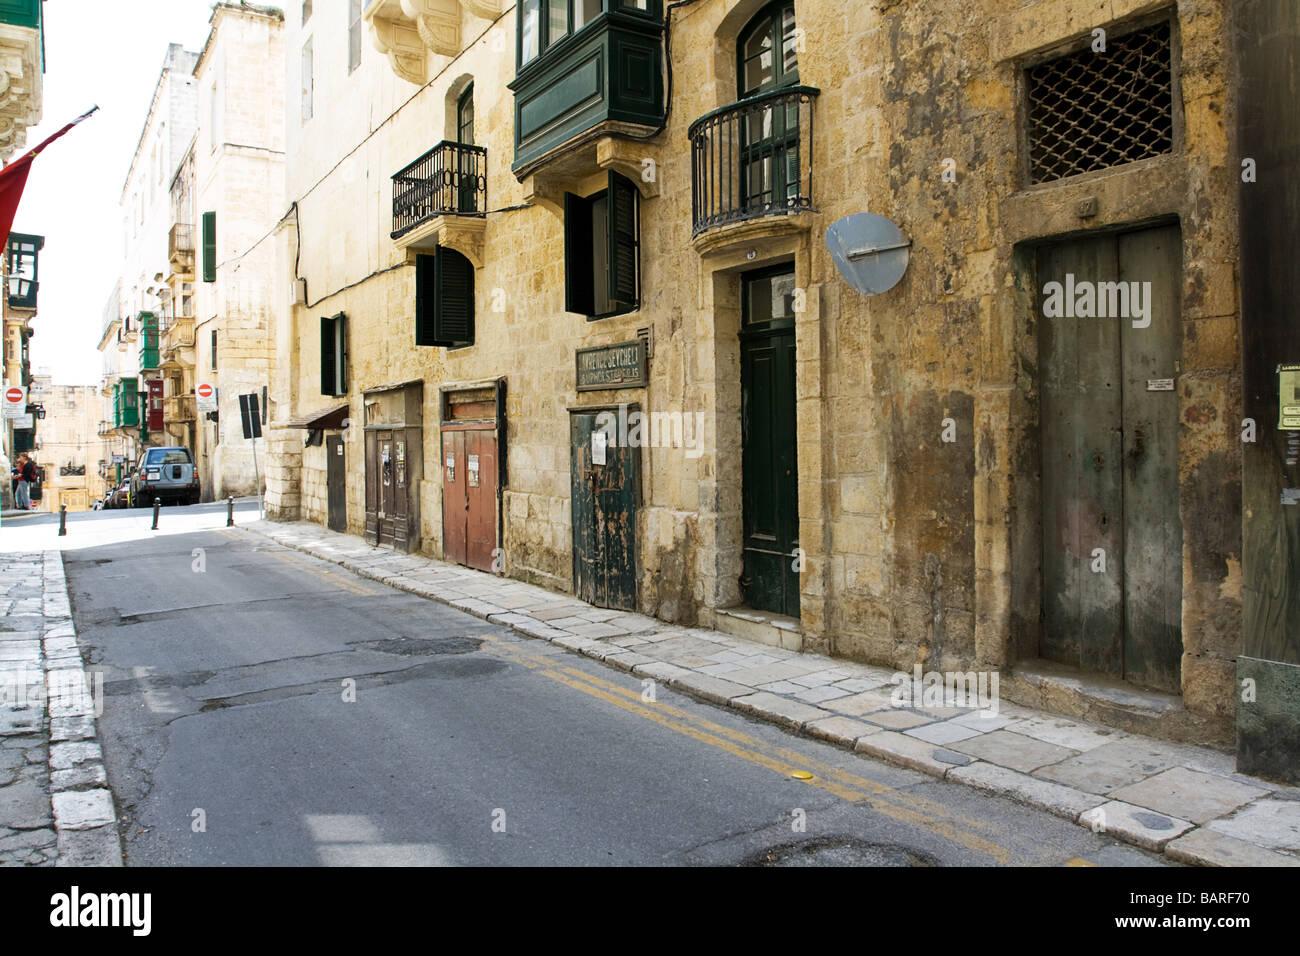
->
(1038, 223), (1183, 692)
(740, 299), (799, 616)
(571, 412), (638, 610)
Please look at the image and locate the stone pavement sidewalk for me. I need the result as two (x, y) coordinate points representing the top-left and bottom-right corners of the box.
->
(250, 520), (1300, 867)
(0, 552), (122, 866)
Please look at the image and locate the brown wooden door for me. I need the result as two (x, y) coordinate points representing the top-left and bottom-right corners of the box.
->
(442, 430), (467, 565)
(1038, 223), (1183, 692)
(391, 431), (411, 552)
(571, 412), (638, 610)
(364, 430), (379, 545)
(466, 430), (498, 572)
(441, 427), (497, 572)
(376, 429), (395, 548)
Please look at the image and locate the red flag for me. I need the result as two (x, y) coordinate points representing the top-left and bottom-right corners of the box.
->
(0, 106), (99, 247)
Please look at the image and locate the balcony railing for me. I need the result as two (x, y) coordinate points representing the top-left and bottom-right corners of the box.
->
(689, 86), (820, 237)
(169, 223), (194, 267)
(391, 141), (487, 239)
(6, 276), (37, 310)
(164, 395), (196, 423)
(163, 315), (196, 354)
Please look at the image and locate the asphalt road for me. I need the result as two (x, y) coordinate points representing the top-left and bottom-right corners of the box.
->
(54, 514), (1173, 866)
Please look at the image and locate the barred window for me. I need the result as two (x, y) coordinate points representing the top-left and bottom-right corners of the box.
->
(1026, 21), (1174, 184)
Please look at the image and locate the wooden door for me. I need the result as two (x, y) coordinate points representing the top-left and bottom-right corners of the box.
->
(376, 429), (395, 549)
(391, 430), (411, 552)
(364, 430), (379, 545)
(1038, 224), (1183, 692)
(326, 435), (346, 533)
(442, 430), (467, 565)
(571, 412), (638, 610)
(740, 327), (800, 617)
(466, 430), (498, 572)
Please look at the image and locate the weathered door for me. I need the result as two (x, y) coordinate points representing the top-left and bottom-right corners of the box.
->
(740, 273), (800, 617)
(441, 428), (498, 572)
(571, 412), (638, 609)
(376, 429), (396, 548)
(1038, 223), (1183, 692)
(326, 435), (346, 533)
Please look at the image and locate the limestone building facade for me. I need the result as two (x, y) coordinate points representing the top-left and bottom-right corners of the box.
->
(266, 0), (1245, 750)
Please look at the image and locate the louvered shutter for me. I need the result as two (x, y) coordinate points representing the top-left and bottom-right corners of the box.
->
(564, 191), (595, 316)
(434, 246), (474, 346)
(415, 253), (437, 346)
(201, 211), (217, 283)
(607, 171), (639, 310)
(321, 315), (336, 396)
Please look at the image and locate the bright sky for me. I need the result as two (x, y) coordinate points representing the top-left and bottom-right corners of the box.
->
(16, 0), (218, 386)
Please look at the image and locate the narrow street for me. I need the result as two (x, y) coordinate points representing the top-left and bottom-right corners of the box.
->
(47, 510), (1168, 866)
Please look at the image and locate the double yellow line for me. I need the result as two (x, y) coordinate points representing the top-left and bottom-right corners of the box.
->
(479, 633), (1032, 864)
(262, 544), (382, 597)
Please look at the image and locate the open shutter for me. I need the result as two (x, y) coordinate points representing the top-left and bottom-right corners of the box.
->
(321, 314), (336, 396)
(201, 211), (217, 283)
(415, 253), (437, 346)
(434, 246), (474, 346)
(564, 191), (595, 316)
(607, 171), (640, 311)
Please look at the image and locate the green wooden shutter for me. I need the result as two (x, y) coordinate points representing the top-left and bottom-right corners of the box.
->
(415, 253), (437, 346)
(201, 211), (217, 283)
(434, 246), (475, 346)
(607, 171), (640, 311)
(321, 314), (336, 396)
(564, 192), (595, 316)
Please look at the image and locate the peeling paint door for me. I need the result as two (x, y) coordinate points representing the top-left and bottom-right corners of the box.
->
(326, 435), (346, 533)
(571, 412), (638, 610)
(376, 429), (396, 549)
(1038, 224), (1182, 692)
(442, 427), (498, 572)
(740, 267), (800, 618)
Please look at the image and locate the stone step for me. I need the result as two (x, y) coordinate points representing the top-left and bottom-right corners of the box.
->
(714, 606), (802, 651)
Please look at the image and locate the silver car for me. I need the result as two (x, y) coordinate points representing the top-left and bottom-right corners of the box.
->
(130, 446), (200, 507)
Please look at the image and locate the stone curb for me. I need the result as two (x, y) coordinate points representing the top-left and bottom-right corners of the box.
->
(41, 553), (124, 867)
(245, 523), (1298, 867)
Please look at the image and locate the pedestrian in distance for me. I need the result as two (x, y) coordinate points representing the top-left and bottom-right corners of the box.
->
(13, 452), (32, 509)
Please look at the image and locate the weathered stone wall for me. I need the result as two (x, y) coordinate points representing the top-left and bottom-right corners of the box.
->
(274, 0), (1240, 744)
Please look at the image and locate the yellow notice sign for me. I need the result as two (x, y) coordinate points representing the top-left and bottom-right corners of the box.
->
(1280, 365), (1300, 429)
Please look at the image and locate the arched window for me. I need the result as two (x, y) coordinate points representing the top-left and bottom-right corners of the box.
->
(737, 2), (800, 214)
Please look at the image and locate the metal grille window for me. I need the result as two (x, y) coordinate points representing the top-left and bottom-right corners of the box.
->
(1026, 21), (1174, 184)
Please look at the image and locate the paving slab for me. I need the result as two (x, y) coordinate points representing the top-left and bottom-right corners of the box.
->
(861, 708), (935, 731)
(1034, 737), (1189, 795)
(1080, 801), (1194, 851)
(854, 731), (974, 777)
(1207, 798), (1300, 852)
(1165, 827), (1300, 867)
(730, 693), (832, 731)
(804, 715), (880, 748)
(905, 719), (984, 745)
(947, 762), (1105, 821)
(51, 789), (116, 831)
(668, 673), (757, 706)
(1109, 766), (1269, 825)
(948, 730), (1080, 773)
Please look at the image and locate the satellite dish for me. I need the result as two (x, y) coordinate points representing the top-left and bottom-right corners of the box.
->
(825, 213), (911, 295)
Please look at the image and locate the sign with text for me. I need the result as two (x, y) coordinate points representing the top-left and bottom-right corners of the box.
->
(196, 383), (217, 413)
(576, 340), (647, 392)
(3, 385), (26, 419)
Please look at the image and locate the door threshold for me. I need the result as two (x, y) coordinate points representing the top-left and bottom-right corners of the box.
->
(715, 606), (802, 652)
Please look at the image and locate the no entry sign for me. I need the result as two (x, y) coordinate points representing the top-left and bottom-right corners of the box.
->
(196, 383), (216, 412)
(3, 385), (26, 419)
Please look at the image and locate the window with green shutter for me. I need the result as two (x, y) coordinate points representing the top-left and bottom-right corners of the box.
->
(415, 247), (475, 348)
(564, 170), (640, 319)
(201, 211), (217, 282)
(321, 313), (347, 396)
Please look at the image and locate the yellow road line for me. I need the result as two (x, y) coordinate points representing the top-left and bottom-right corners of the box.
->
(265, 549), (380, 596)
(479, 633), (1018, 863)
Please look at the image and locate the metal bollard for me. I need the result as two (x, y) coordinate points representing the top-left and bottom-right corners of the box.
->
(58, 503), (67, 537)
(152, 497), (161, 530)
(226, 495), (235, 527)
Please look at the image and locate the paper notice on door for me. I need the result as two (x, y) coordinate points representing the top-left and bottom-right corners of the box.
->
(592, 430), (607, 466)
(445, 453), (455, 482)
(468, 454), (480, 487)
(1282, 488), (1300, 506)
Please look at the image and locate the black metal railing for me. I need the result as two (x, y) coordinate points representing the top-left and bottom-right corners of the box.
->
(689, 86), (820, 237)
(391, 141), (488, 238)
(6, 276), (37, 309)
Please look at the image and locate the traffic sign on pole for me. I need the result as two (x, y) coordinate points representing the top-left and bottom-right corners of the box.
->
(196, 383), (217, 413)
(3, 385), (27, 419)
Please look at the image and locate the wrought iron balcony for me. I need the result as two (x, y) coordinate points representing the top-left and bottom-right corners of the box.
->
(6, 276), (37, 310)
(391, 141), (487, 239)
(169, 223), (194, 271)
(689, 86), (820, 237)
